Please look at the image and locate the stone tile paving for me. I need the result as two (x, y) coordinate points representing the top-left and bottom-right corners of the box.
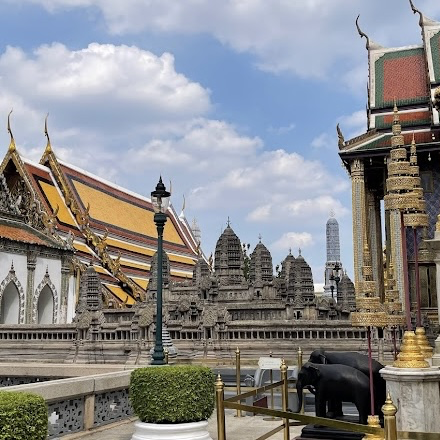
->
(60, 410), (305, 440)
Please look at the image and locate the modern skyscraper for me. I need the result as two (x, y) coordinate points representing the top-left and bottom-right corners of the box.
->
(324, 213), (343, 298)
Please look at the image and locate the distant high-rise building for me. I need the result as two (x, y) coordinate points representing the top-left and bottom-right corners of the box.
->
(324, 213), (343, 298)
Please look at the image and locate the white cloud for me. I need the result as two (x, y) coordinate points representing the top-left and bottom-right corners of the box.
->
(0, 43), (210, 138)
(311, 132), (334, 149)
(285, 196), (349, 218)
(339, 110), (367, 139)
(247, 205), (271, 222)
(271, 232), (314, 252)
(13, 0), (440, 81)
(267, 123), (296, 135)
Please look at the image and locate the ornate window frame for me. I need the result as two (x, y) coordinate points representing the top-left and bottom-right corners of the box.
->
(32, 271), (59, 324)
(0, 265), (25, 324)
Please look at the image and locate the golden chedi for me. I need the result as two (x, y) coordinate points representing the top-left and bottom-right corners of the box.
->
(393, 330), (429, 368)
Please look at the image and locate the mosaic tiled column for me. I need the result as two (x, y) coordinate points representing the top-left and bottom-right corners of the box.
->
(25, 252), (37, 324)
(367, 190), (384, 299)
(390, 210), (404, 303)
(351, 158), (366, 288)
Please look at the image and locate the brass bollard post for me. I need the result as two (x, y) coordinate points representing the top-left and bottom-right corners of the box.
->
(164, 347), (169, 365)
(216, 374), (226, 440)
(235, 347), (241, 417)
(297, 347), (304, 414)
(382, 392), (397, 440)
(281, 359), (290, 440)
(297, 346), (303, 369)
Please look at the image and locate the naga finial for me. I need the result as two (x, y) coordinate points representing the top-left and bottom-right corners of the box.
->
(356, 15), (370, 50)
(409, 0), (423, 27)
(44, 113), (52, 155)
(7, 109), (15, 153)
(336, 123), (345, 149)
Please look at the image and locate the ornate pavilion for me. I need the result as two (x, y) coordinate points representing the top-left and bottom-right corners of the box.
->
(338, 3), (440, 327)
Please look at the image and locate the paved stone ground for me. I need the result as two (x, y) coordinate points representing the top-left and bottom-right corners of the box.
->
(60, 410), (305, 440)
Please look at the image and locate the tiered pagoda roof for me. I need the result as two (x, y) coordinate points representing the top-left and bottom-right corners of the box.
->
(340, 3), (440, 160)
(0, 126), (200, 307)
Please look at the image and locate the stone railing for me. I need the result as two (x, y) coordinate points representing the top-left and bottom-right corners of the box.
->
(4, 368), (137, 438)
(0, 324), (76, 340)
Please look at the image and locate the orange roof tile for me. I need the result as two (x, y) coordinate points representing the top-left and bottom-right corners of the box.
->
(0, 223), (54, 247)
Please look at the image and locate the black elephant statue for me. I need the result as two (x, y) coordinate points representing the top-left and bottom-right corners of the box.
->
(296, 362), (370, 424)
(308, 349), (385, 418)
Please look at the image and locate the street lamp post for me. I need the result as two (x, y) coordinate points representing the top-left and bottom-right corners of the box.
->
(151, 176), (171, 366)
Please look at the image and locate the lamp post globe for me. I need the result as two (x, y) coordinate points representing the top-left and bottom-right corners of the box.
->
(151, 176), (171, 365)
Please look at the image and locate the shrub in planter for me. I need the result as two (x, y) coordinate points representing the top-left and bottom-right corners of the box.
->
(0, 391), (48, 440)
(130, 365), (215, 424)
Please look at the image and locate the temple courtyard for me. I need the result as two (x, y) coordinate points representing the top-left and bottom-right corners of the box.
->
(60, 410), (305, 440)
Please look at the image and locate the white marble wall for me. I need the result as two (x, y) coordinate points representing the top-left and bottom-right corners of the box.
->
(0, 250), (75, 324)
(381, 366), (440, 433)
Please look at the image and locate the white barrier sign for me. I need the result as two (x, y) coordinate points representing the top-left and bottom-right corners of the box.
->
(258, 356), (282, 370)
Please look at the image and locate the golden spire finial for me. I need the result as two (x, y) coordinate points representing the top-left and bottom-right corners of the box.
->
(44, 113), (52, 155)
(7, 109), (15, 153)
(411, 132), (417, 155)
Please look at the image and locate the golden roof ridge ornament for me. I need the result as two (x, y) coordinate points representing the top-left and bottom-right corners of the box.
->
(7, 109), (15, 153)
(44, 113), (52, 155)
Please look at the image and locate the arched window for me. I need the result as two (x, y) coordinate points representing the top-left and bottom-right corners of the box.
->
(37, 285), (54, 324)
(0, 282), (20, 324)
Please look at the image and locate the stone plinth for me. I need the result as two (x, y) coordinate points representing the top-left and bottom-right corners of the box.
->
(380, 366), (440, 433)
(431, 336), (440, 367)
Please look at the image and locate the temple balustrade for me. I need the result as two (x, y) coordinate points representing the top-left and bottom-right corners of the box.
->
(3, 368), (134, 438)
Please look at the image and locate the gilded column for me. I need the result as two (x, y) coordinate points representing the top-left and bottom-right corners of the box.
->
(59, 255), (71, 323)
(25, 251), (37, 324)
(350, 159), (366, 288)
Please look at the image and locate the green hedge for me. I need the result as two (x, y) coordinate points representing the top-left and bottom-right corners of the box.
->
(130, 365), (215, 424)
(0, 391), (48, 440)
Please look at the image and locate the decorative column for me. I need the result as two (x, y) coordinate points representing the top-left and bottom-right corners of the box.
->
(367, 190), (384, 299)
(350, 158), (366, 288)
(25, 251), (37, 324)
(352, 237), (388, 431)
(59, 255), (71, 323)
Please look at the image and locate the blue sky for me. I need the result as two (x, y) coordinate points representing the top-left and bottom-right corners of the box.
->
(0, 0), (439, 288)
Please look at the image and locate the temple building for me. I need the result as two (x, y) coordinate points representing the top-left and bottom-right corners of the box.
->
(0, 117), (200, 322)
(338, 3), (440, 326)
